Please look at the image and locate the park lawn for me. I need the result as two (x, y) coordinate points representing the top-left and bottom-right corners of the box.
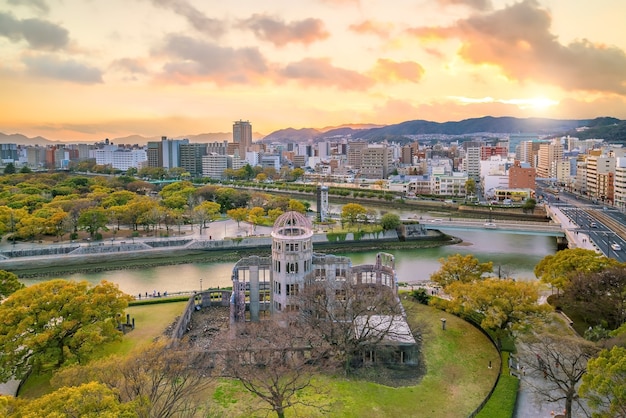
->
(317, 300), (501, 418)
(209, 300), (501, 418)
(96, 300), (189, 357)
(476, 352), (519, 418)
(19, 300), (500, 417)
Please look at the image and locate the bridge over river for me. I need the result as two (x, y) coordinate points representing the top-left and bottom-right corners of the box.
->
(419, 218), (565, 237)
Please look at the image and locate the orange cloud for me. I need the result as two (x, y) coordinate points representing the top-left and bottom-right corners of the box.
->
(0, 11), (69, 51)
(437, 0), (491, 10)
(349, 20), (394, 39)
(280, 57), (374, 90)
(407, 0), (626, 95)
(149, 0), (226, 38)
(155, 35), (269, 85)
(239, 14), (329, 47)
(369, 59), (424, 83)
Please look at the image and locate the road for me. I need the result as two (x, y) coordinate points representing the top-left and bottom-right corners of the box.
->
(537, 182), (626, 262)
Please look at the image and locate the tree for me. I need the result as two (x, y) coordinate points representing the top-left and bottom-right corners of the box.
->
(580, 345), (626, 418)
(3, 163), (16, 175)
(443, 278), (552, 333)
(247, 206), (265, 232)
(217, 319), (328, 418)
(465, 178), (476, 196)
(298, 280), (407, 372)
(287, 199), (306, 214)
(341, 203), (367, 227)
(519, 332), (599, 418)
(560, 267), (626, 330)
(522, 198), (537, 213)
(78, 207), (109, 238)
(193, 200), (221, 231)
(52, 341), (212, 418)
(0, 280), (131, 382)
(291, 167), (304, 181)
(15, 213), (43, 240)
(430, 253), (493, 288)
(216, 187), (250, 211)
(0, 270), (24, 301)
(535, 248), (619, 295)
(4, 381), (136, 417)
(267, 208), (284, 223)
(227, 207), (249, 228)
(380, 213), (401, 231)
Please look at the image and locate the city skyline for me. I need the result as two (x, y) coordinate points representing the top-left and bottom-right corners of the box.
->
(1, 0), (626, 142)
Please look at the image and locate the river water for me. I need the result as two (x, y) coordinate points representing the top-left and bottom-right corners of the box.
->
(20, 229), (557, 297)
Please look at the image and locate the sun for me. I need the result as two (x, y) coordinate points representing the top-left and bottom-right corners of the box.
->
(519, 97), (559, 110)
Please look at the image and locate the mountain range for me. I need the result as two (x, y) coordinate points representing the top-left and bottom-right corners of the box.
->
(1, 116), (625, 146)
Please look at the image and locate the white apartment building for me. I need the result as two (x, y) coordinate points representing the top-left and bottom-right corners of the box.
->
(431, 172), (468, 196)
(586, 155), (615, 201)
(536, 140), (563, 179)
(94, 146), (147, 171)
(615, 158), (626, 211)
(202, 153), (228, 180)
(464, 147), (481, 180)
(574, 160), (587, 195)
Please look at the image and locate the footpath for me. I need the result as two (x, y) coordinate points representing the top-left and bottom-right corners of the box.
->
(514, 204), (595, 418)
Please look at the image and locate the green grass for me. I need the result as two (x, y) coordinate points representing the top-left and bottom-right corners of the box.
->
(98, 301), (189, 357)
(476, 352), (519, 418)
(18, 300), (500, 418)
(208, 300), (501, 418)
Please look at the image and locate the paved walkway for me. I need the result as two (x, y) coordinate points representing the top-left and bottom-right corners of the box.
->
(514, 203), (594, 418)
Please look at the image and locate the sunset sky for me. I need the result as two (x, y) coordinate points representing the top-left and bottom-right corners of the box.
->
(1, 0), (626, 141)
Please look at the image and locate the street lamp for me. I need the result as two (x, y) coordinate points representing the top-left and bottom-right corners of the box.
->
(200, 278), (203, 292)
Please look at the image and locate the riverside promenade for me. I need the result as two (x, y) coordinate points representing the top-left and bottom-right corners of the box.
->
(513, 203), (596, 418)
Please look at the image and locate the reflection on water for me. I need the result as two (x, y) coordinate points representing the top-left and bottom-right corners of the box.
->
(20, 230), (557, 296)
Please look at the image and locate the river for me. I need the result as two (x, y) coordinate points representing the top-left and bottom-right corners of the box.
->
(20, 229), (557, 297)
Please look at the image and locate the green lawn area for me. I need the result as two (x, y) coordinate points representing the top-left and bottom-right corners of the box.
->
(211, 299), (501, 417)
(18, 299), (501, 418)
(476, 352), (519, 418)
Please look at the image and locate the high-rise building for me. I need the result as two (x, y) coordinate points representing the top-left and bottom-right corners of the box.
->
(536, 140), (563, 179)
(233, 120), (252, 153)
(464, 147), (482, 180)
(586, 154), (615, 202)
(615, 158), (626, 211)
(347, 141), (367, 169)
(147, 137), (188, 169)
(508, 161), (536, 189)
(360, 145), (393, 179)
(179, 143), (207, 176)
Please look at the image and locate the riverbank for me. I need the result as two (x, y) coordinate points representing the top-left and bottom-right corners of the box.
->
(7, 231), (460, 278)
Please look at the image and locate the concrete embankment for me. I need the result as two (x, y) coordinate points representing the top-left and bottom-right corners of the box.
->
(3, 228), (456, 277)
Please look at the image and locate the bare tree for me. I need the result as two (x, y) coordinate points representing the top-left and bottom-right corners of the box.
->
(518, 333), (599, 418)
(298, 280), (413, 372)
(52, 340), (213, 418)
(215, 318), (329, 418)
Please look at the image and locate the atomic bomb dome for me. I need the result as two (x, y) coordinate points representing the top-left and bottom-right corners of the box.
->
(271, 211), (313, 239)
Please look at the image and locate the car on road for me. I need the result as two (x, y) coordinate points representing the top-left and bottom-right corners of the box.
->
(611, 243), (622, 251)
(484, 222), (497, 229)
(430, 218), (443, 223)
(590, 222), (598, 228)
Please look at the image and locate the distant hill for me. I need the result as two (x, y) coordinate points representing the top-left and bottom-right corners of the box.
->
(2, 116), (624, 146)
(352, 116), (596, 141)
(259, 116), (618, 144)
(0, 133), (59, 146)
(557, 118), (626, 144)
